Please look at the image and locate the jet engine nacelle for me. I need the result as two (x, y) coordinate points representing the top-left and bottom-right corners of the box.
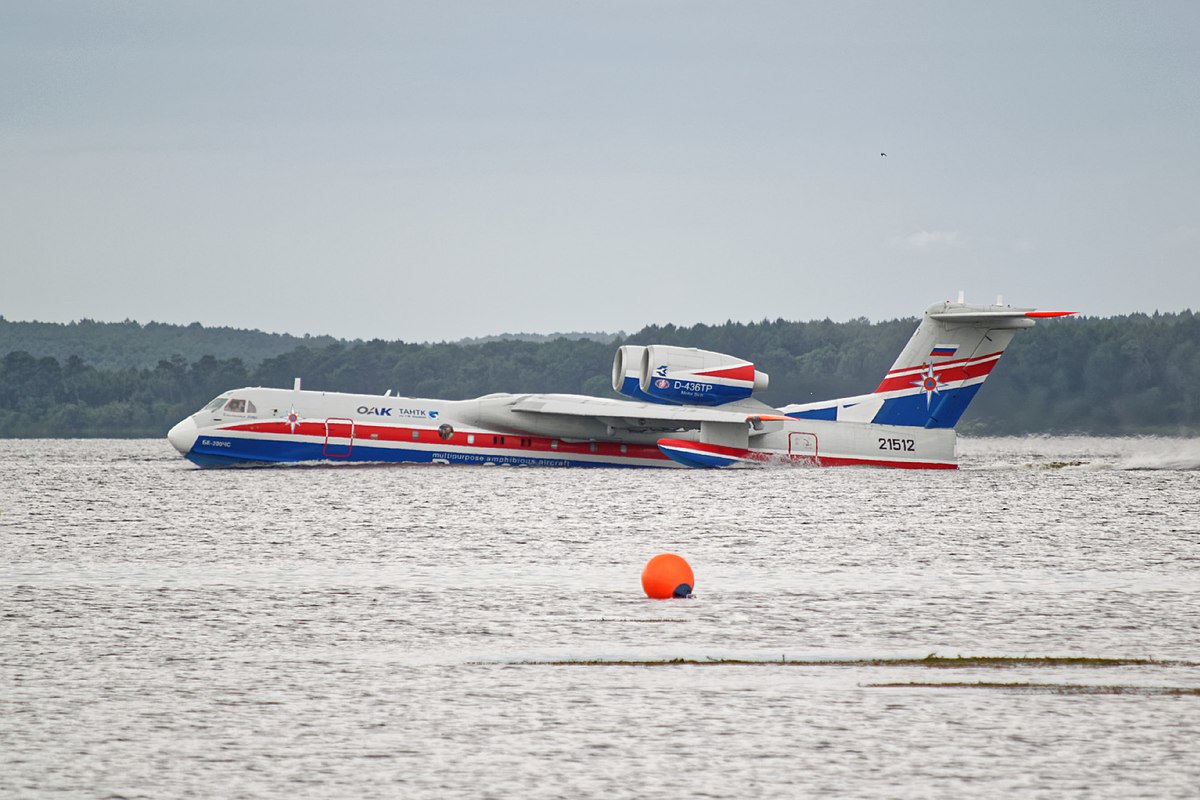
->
(611, 344), (769, 406)
(612, 345), (673, 404)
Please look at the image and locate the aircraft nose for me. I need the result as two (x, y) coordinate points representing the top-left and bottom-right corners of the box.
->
(167, 417), (198, 455)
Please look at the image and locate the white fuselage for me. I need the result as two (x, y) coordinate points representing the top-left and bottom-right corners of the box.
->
(167, 386), (957, 469)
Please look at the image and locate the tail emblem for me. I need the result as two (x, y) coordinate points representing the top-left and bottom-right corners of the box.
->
(286, 407), (300, 433)
(912, 363), (943, 408)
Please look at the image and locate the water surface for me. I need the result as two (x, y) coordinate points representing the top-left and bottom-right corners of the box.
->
(2, 437), (1198, 798)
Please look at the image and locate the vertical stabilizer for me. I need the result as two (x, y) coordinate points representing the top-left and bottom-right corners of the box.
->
(870, 300), (1069, 428)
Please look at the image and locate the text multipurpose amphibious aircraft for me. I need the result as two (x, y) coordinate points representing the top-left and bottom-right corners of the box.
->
(167, 297), (1073, 469)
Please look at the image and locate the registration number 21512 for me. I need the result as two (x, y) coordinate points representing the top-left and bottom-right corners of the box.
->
(878, 438), (915, 452)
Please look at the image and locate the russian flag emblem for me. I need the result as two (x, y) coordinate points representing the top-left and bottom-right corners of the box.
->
(930, 344), (958, 358)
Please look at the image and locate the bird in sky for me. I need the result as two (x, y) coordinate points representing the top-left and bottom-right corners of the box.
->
(881, 152), (887, 156)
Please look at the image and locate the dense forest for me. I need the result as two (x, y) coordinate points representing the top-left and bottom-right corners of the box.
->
(0, 316), (619, 370)
(0, 311), (1196, 438)
(0, 316), (343, 371)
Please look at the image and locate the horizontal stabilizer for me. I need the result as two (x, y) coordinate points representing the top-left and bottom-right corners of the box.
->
(928, 309), (1075, 323)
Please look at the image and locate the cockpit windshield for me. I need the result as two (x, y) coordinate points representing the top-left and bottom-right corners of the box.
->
(198, 396), (256, 415)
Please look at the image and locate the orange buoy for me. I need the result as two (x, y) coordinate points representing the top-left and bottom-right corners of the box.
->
(641, 553), (694, 599)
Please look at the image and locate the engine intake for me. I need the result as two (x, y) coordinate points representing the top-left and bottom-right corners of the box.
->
(611, 345), (673, 404)
(612, 344), (768, 406)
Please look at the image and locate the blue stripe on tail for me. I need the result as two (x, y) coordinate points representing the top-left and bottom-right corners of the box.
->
(871, 384), (982, 428)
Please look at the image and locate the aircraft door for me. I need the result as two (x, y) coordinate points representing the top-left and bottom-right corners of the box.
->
(323, 418), (355, 458)
(788, 432), (817, 461)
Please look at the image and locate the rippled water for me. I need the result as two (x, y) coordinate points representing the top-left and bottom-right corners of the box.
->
(2, 437), (1198, 798)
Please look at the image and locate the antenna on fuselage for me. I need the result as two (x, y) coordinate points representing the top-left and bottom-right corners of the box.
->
(294, 377), (302, 392)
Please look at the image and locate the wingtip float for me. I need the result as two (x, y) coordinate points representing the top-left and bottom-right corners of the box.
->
(167, 298), (1073, 470)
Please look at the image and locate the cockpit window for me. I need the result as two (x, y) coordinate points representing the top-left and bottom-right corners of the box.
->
(201, 396), (228, 412)
(245, 400), (256, 414)
(225, 399), (247, 413)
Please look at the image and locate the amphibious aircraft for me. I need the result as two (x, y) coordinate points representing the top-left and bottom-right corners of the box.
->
(167, 296), (1073, 469)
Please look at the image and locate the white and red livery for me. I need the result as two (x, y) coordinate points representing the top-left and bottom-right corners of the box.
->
(167, 298), (1072, 469)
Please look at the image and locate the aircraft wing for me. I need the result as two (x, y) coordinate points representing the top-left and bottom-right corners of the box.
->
(510, 393), (784, 428)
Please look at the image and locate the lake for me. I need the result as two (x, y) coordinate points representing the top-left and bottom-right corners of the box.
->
(2, 436), (1198, 798)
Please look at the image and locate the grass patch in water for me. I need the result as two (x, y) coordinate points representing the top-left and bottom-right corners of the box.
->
(565, 618), (689, 623)
(520, 655), (1196, 668)
(868, 682), (1200, 695)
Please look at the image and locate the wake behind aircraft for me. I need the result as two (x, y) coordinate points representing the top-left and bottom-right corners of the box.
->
(167, 297), (1073, 469)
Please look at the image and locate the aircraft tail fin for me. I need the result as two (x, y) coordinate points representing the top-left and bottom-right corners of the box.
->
(869, 299), (1073, 429)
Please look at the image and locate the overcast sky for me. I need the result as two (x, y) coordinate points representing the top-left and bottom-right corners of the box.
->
(3, 1), (1197, 341)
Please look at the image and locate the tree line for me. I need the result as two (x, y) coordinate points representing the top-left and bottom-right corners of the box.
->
(0, 316), (343, 372)
(0, 315), (620, 371)
(0, 311), (1196, 438)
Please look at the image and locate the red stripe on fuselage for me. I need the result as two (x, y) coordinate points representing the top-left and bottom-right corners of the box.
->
(216, 420), (674, 461)
(808, 454), (956, 470)
(655, 438), (956, 470)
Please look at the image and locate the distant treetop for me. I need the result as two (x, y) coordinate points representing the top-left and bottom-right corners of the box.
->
(0, 317), (343, 371)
